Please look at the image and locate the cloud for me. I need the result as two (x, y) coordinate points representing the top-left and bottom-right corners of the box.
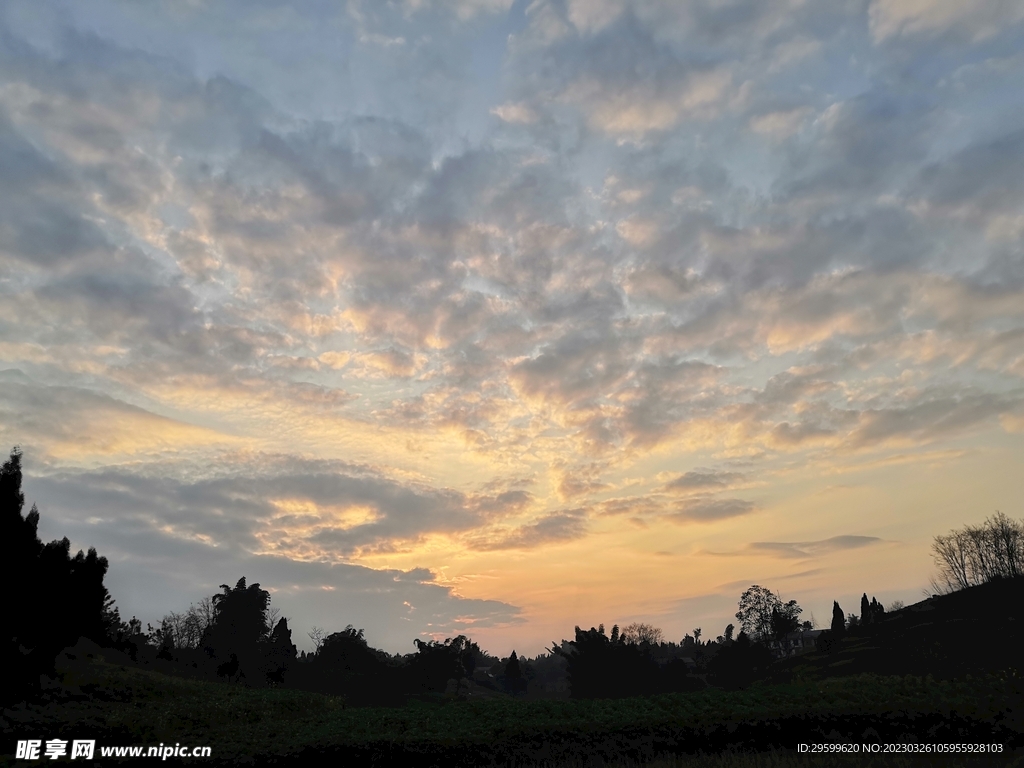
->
(749, 107), (813, 140)
(555, 463), (611, 501)
(714, 568), (826, 592)
(779, 95), (936, 202)
(491, 102), (538, 125)
(0, 110), (109, 265)
(1002, 413), (1024, 433)
(0, 371), (235, 461)
(468, 509), (589, 550)
(13, 450), (529, 648)
(748, 536), (883, 558)
(3, 13), (1019, 479)
(86, 530), (522, 652)
(591, 490), (756, 524)
(508, 321), (630, 408)
(668, 497), (756, 522)
(35, 258), (201, 344)
(504, 4), (758, 138)
(844, 391), (1017, 449)
(708, 536), (884, 559)
(565, 67), (734, 136)
(623, 263), (697, 302)
(869, 0), (1024, 42)
(909, 130), (1024, 251)
(19, 442), (540, 562)
(429, 0), (515, 21)
(664, 469), (745, 492)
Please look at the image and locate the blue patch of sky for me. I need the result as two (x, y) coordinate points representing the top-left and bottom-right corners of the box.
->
(435, 1), (532, 157)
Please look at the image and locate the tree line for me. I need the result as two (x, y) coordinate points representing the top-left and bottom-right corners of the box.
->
(3, 447), (1020, 705)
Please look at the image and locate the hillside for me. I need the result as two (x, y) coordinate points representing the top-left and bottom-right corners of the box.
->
(772, 577), (1023, 683)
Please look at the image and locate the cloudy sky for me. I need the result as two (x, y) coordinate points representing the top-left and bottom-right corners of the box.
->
(1, 0), (1022, 655)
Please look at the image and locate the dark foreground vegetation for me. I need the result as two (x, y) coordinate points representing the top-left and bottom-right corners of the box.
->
(3, 446), (1024, 765)
(5, 646), (1021, 766)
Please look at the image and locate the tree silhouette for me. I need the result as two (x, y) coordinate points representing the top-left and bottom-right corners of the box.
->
(770, 604), (800, 641)
(157, 598), (214, 651)
(202, 577), (273, 683)
(504, 650), (526, 695)
(870, 596), (884, 621)
(551, 624), (668, 698)
(319, 625), (371, 669)
(707, 630), (773, 690)
(298, 625), (397, 701)
(814, 600), (846, 655)
(449, 635), (480, 694)
(860, 594), (885, 625)
(736, 585), (801, 643)
(620, 622), (664, 645)
(307, 626), (327, 653)
(831, 601), (846, 637)
(2, 448), (114, 701)
(409, 635), (478, 693)
(265, 617), (297, 684)
(931, 512), (1024, 592)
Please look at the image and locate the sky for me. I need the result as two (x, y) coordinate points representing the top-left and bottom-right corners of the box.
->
(1, 0), (1022, 657)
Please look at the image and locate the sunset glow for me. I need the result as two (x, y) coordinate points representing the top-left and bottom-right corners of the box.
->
(1, 0), (1022, 656)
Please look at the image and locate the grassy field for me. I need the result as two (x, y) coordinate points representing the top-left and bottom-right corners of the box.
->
(2, 646), (1021, 766)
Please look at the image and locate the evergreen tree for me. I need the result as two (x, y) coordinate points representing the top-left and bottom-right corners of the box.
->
(504, 650), (525, 694)
(870, 596), (885, 623)
(266, 617), (297, 684)
(861, 593), (871, 625)
(2, 448), (114, 702)
(830, 601), (846, 637)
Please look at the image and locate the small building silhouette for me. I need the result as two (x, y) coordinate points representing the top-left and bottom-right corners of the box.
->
(769, 629), (823, 659)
